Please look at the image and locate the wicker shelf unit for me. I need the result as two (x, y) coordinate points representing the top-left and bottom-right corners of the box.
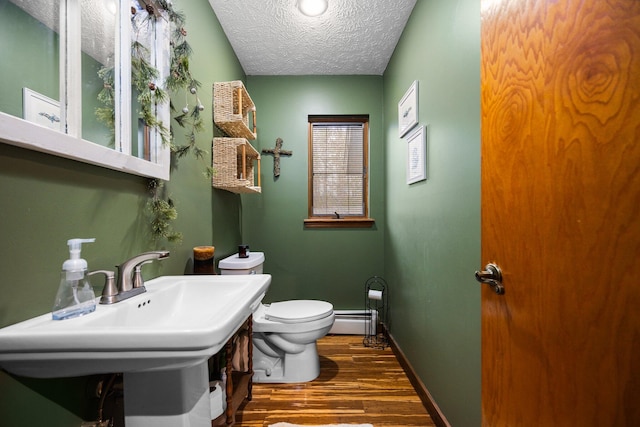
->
(212, 138), (261, 194)
(213, 81), (257, 140)
(211, 316), (253, 426)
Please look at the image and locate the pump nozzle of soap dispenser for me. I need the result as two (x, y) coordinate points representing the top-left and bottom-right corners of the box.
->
(63, 238), (95, 279)
(52, 238), (97, 320)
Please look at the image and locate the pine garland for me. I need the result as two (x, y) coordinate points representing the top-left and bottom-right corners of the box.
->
(147, 179), (182, 243)
(164, 5), (204, 160)
(96, 2), (212, 244)
(96, 67), (115, 141)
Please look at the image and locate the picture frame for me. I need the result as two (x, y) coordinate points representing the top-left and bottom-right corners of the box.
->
(23, 87), (61, 131)
(406, 125), (427, 184)
(398, 80), (418, 138)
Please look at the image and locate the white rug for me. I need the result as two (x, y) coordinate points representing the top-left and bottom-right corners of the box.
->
(269, 424), (373, 427)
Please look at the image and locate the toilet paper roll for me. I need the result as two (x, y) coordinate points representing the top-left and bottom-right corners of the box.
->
(368, 289), (383, 301)
(210, 381), (226, 419)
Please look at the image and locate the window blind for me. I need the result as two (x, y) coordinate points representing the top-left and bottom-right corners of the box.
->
(311, 123), (364, 216)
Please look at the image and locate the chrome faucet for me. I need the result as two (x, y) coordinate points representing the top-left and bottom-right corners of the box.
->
(99, 251), (170, 304)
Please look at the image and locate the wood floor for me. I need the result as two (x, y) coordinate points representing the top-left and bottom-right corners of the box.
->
(233, 334), (435, 427)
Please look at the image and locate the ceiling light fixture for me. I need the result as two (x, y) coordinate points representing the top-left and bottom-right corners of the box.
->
(297, 0), (329, 17)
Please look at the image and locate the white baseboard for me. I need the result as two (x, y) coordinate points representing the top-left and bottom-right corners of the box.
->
(329, 310), (377, 335)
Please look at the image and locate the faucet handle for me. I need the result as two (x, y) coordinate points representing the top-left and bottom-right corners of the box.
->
(132, 261), (153, 289)
(89, 270), (117, 305)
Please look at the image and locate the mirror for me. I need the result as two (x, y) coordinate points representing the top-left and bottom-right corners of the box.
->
(0, 1), (59, 132)
(0, 0), (170, 180)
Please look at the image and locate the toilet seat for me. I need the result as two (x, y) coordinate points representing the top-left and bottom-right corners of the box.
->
(253, 301), (335, 334)
(264, 300), (333, 323)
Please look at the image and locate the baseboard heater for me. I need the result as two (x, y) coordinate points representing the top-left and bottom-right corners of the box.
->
(329, 310), (378, 335)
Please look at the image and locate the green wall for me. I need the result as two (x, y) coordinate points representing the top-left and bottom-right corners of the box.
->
(383, 0), (481, 426)
(0, 0), (245, 425)
(241, 76), (385, 307)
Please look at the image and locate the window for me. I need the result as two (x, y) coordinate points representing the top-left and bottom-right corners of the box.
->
(305, 115), (375, 228)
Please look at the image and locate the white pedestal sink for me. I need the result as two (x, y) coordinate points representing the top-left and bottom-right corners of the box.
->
(0, 274), (271, 427)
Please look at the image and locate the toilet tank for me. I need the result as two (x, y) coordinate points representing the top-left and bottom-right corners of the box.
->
(219, 252), (264, 275)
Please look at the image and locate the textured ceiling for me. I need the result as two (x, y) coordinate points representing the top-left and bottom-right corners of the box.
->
(207, 0), (417, 76)
(9, 0), (115, 64)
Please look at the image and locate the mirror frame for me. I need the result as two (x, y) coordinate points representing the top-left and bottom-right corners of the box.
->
(0, 112), (169, 179)
(0, 0), (171, 180)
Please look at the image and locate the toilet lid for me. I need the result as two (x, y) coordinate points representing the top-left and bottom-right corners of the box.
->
(264, 300), (333, 324)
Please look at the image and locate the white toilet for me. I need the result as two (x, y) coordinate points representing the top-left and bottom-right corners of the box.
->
(219, 252), (335, 383)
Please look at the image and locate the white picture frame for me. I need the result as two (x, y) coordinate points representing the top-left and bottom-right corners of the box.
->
(23, 88), (61, 131)
(406, 125), (427, 184)
(398, 80), (418, 138)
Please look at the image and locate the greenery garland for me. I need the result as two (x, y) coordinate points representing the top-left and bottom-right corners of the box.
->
(97, 1), (211, 244)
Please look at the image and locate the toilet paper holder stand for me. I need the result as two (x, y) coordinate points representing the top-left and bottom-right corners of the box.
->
(364, 276), (388, 349)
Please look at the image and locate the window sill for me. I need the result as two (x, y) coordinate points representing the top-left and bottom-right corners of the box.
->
(304, 217), (376, 229)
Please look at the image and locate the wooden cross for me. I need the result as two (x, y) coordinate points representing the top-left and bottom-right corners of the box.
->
(261, 138), (292, 178)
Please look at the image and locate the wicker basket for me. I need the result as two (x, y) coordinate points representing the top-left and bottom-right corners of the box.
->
(213, 81), (257, 140)
(212, 138), (261, 194)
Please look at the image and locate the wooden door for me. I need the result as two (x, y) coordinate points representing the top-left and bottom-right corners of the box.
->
(480, 0), (640, 425)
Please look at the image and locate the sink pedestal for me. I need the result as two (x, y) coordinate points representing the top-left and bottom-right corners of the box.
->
(123, 361), (211, 427)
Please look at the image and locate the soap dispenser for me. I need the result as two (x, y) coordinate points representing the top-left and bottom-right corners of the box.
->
(52, 238), (97, 320)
